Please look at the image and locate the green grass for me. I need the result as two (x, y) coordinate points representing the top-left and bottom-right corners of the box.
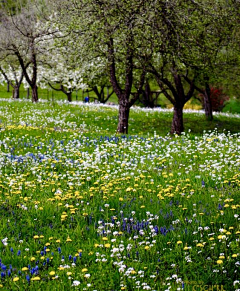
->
(0, 99), (239, 136)
(0, 100), (239, 291)
(223, 99), (240, 114)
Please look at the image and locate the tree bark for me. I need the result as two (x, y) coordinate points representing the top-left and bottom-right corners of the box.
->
(203, 82), (213, 121)
(31, 84), (38, 103)
(117, 101), (130, 134)
(171, 105), (184, 135)
(66, 92), (72, 102)
(12, 85), (20, 99)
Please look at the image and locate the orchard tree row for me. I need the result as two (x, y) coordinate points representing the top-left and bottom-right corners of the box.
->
(0, 0), (239, 134)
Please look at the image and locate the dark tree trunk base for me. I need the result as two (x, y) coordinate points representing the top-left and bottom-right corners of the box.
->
(67, 92), (72, 102)
(12, 86), (20, 99)
(117, 103), (130, 134)
(171, 106), (184, 135)
(31, 85), (38, 103)
(204, 91), (213, 121)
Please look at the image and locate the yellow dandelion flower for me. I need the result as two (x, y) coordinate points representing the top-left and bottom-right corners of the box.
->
(49, 271), (55, 276)
(196, 243), (204, 247)
(31, 276), (41, 281)
(232, 254), (238, 258)
(177, 241), (182, 245)
(13, 277), (19, 282)
(217, 260), (223, 264)
(67, 272), (72, 276)
(102, 237), (108, 241)
(104, 243), (111, 248)
(66, 237), (72, 242)
(82, 268), (88, 272)
(30, 257), (35, 261)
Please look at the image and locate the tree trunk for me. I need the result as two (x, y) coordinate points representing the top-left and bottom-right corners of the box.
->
(12, 85), (20, 99)
(7, 81), (10, 92)
(117, 101), (130, 134)
(171, 105), (184, 135)
(31, 84), (38, 103)
(143, 80), (154, 108)
(204, 83), (213, 121)
(66, 92), (72, 102)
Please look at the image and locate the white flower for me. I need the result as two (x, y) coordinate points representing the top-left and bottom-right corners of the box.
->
(72, 280), (81, 286)
(233, 280), (239, 286)
(1, 238), (8, 246)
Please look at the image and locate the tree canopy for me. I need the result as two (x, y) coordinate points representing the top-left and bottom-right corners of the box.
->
(0, 0), (239, 133)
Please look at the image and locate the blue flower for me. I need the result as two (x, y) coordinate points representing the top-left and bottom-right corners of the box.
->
(1, 272), (5, 278)
(26, 274), (30, 283)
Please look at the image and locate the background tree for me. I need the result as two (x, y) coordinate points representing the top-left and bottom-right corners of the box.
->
(56, 0), (160, 133)
(0, 59), (28, 99)
(181, 0), (240, 121)
(0, 0), (59, 102)
(83, 61), (114, 104)
(39, 41), (87, 102)
(147, 0), (239, 133)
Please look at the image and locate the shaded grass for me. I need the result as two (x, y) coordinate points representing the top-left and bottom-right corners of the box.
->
(129, 109), (240, 136)
(0, 100), (239, 137)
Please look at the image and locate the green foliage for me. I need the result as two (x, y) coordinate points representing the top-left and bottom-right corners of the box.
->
(223, 99), (240, 114)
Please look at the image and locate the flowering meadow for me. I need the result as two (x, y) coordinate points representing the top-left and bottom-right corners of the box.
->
(0, 100), (239, 291)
